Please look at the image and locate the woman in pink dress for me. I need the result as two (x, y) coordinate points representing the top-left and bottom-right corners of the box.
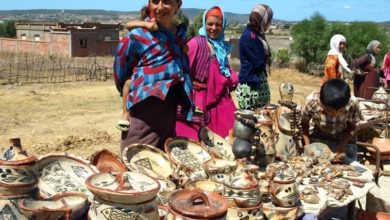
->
(176, 6), (238, 140)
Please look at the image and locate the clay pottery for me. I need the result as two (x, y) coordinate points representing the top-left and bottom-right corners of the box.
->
(226, 203), (264, 220)
(166, 189), (228, 220)
(158, 205), (169, 220)
(165, 137), (212, 173)
(372, 86), (389, 108)
(303, 142), (334, 163)
(122, 144), (176, 180)
(0, 138), (38, 199)
(203, 159), (237, 176)
(369, 138), (390, 160)
(90, 149), (127, 173)
(156, 179), (177, 206)
(88, 196), (158, 220)
(37, 154), (98, 199)
(232, 138), (253, 160)
(233, 110), (256, 140)
(273, 107), (300, 158)
(198, 126), (235, 161)
(223, 185), (261, 208)
(86, 172), (160, 205)
(279, 82), (295, 102)
(184, 180), (225, 195)
(269, 174), (299, 207)
(0, 198), (28, 220)
(19, 192), (88, 220)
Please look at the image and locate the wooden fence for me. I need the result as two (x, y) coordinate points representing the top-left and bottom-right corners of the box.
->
(0, 54), (114, 85)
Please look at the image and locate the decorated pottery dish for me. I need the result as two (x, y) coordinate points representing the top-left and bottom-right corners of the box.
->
(0, 199), (28, 220)
(203, 158), (237, 176)
(165, 137), (212, 172)
(122, 144), (176, 179)
(198, 126), (235, 160)
(184, 180), (225, 195)
(37, 154), (98, 199)
(90, 149), (127, 172)
(86, 172), (160, 204)
(227, 203), (264, 220)
(19, 192), (89, 220)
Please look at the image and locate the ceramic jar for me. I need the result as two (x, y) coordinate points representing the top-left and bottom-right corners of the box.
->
(227, 203), (264, 220)
(269, 171), (299, 207)
(184, 180), (225, 195)
(257, 119), (276, 169)
(165, 189), (228, 220)
(0, 138), (38, 199)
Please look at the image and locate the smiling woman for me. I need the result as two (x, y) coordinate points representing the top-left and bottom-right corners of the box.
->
(114, 0), (193, 153)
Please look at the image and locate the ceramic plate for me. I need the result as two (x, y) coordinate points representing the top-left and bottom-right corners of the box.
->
(198, 127), (234, 161)
(165, 137), (212, 172)
(37, 154), (98, 199)
(86, 172), (160, 204)
(122, 144), (176, 180)
(90, 149), (127, 173)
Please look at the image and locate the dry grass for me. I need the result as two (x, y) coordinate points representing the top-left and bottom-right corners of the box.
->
(0, 68), (322, 158)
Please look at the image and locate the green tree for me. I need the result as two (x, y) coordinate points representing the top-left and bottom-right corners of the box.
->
(187, 12), (203, 40)
(0, 20), (16, 38)
(275, 49), (292, 68)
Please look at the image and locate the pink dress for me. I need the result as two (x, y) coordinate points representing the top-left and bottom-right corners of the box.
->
(176, 36), (238, 140)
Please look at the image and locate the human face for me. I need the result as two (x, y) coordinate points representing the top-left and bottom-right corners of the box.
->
(374, 44), (381, 55)
(339, 41), (346, 52)
(149, 0), (181, 28)
(206, 16), (223, 39)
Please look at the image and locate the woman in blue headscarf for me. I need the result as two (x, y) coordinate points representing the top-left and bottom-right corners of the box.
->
(176, 6), (239, 140)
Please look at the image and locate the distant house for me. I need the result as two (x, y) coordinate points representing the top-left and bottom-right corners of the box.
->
(0, 22), (121, 57)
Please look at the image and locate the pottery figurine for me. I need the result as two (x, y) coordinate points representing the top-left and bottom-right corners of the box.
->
(166, 189), (228, 220)
(122, 144), (176, 180)
(37, 154), (98, 199)
(19, 192), (89, 220)
(226, 203), (264, 220)
(86, 172), (160, 205)
(198, 126), (235, 161)
(0, 138), (39, 199)
(90, 149), (127, 173)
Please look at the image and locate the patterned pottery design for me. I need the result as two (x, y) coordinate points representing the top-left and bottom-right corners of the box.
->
(223, 185), (261, 208)
(88, 197), (158, 220)
(165, 137), (212, 172)
(198, 127), (235, 161)
(37, 154), (98, 199)
(269, 178), (299, 207)
(184, 180), (225, 195)
(90, 149), (127, 173)
(303, 142), (334, 162)
(86, 172), (160, 205)
(274, 107), (299, 158)
(122, 144), (176, 180)
(19, 192), (89, 220)
(156, 179), (176, 206)
(226, 203), (264, 220)
(0, 198), (28, 220)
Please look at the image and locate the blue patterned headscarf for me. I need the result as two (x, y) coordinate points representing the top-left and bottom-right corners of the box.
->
(198, 6), (232, 77)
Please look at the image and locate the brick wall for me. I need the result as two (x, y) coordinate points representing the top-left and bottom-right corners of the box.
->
(71, 31), (118, 57)
(51, 33), (71, 57)
(0, 38), (51, 55)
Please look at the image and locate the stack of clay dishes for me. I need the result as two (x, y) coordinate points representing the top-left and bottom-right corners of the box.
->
(37, 154), (98, 199)
(198, 126), (235, 161)
(19, 192), (89, 220)
(86, 171), (160, 219)
(90, 149), (127, 172)
(165, 137), (211, 181)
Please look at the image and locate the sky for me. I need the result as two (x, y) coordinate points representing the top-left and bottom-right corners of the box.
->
(0, 0), (389, 22)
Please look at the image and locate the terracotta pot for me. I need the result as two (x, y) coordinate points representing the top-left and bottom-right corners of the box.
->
(226, 203), (264, 220)
(122, 144), (176, 180)
(166, 189), (228, 220)
(269, 177), (299, 207)
(198, 126), (235, 161)
(90, 149), (127, 172)
(88, 196), (158, 220)
(86, 172), (160, 205)
(0, 139), (38, 199)
(37, 154), (98, 199)
(19, 192), (88, 220)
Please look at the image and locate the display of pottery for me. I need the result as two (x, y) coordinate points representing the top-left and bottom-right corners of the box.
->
(165, 137), (212, 173)
(88, 196), (157, 220)
(156, 179), (177, 206)
(37, 154), (98, 199)
(122, 144), (176, 180)
(184, 180), (225, 195)
(198, 126), (235, 161)
(0, 138), (39, 199)
(226, 203), (264, 220)
(166, 189), (228, 220)
(86, 172), (160, 205)
(269, 168), (299, 207)
(0, 198), (28, 220)
(372, 86), (389, 108)
(203, 158), (237, 182)
(90, 149), (127, 173)
(19, 192), (89, 220)
(303, 142), (334, 162)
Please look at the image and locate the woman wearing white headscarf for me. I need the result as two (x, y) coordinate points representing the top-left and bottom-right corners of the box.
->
(322, 34), (352, 84)
(353, 40), (382, 99)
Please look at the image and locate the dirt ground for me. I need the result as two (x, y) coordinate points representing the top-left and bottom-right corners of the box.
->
(0, 68), (321, 159)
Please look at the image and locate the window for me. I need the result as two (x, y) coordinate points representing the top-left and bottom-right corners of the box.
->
(34, 35), (40, 41)
(80, 39), (87, 48)
(104, 35), (111, 41)
(21, 34), (26, 40)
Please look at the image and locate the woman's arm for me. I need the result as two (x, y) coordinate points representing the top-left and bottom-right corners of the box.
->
(126, 20), (158, 31)
(241, 35), (266, 71)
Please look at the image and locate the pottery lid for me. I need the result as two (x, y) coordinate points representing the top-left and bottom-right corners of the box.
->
(0, 138), (37, 165)
(169, 189), (228, 219)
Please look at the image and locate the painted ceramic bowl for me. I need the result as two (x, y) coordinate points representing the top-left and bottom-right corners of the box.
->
(184, 180), (225, 195)
(198, 126), (235, 161)
(165, 137), (212, 172)
(0, 198), (28, 220)
(227, 203), (264, 220)
(224, 185), (261, 208)
(86, 172), (160, 205)
(88, 196), (158, 220)
(203, 159), (237, 176)
(269, 178), (299, 207)
(156, 179), (177, 206)
(37, 154), (98, 199)
(19, 192), (89, 220)
(122, 144), (176, 180)
(90, 149), (127, 173)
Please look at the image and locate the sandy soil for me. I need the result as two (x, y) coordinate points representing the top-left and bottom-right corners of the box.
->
(0, 68), (321, 159)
